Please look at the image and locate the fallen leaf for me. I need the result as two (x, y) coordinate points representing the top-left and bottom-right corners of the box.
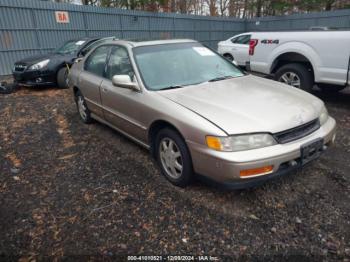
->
(249, 214), (259, 220)
(58, 153), (77, 160)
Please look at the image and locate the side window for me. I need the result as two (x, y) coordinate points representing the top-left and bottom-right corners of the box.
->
(84, 45), (110, 77)
(230, 37), (238, 44)
(234, 35), (251, 45)
(106, 46), (135, 81)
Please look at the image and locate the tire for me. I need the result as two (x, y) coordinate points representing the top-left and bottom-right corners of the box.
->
(75, 90), (93, 124)
(57, 67), (69, 89)
(155, 128), (193, 187)
(318, 83), (346, 93)
(0, 82), (16, 94)
(223, 54), (234, 61)
(274, 63), (314, 92)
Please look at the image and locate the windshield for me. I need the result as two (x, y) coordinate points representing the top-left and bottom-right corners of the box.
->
(133, 42), (244, 90)
(55, 40), (87, 55)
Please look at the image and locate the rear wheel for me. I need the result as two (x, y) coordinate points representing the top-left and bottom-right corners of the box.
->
(274, 63), (313, 92)
(155, 128), (193, 187)
(57, 67), (69, 89)
(318, 83), (346, 93)
(223, 54), (234, 61)
(75, 90), (93, 124)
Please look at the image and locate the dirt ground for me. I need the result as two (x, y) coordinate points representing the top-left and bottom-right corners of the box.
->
(0, 85), (349, 261)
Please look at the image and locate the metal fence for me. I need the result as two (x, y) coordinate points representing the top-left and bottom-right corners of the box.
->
(0, 0), (245, 76)
(1, 0), (350, 76)
(246, 8), (350, 31)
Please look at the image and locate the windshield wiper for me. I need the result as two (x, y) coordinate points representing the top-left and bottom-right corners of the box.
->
(208, 75), (234, 82)
(159, 85), (183, 91)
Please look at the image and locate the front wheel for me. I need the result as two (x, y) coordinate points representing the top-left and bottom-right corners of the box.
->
(155, 128), (193, 187)
(274, 63), (314, 92)
(57, 67), (69, 89)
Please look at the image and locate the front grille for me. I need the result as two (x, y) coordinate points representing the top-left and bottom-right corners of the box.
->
(13, 64), (27, 72)
(274, 119), (320, 144)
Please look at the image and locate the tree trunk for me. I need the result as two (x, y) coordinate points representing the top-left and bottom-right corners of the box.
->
(256, 0), (262, 17)
(179, 0), (187, 13)
(242, 0), (248, 18)
(325, 0), (334, 10)
(170, 0), (176, 12)
(209, 0), (217, 16)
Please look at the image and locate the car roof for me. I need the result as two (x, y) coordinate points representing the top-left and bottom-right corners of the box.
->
(129, 39), (197, 47)
(97, 38), (198, 47)
(66, 37), (101, 43)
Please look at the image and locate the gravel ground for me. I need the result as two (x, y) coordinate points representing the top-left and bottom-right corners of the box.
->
(0, 85), (349, 261)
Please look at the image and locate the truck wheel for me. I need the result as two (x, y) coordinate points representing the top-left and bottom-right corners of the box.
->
(318, 83), (346, 93)
(274, 63), (313, 92)
(155, 128), (193, 188)
(223, 54), (234, 61)
(57, 67), (69, 89)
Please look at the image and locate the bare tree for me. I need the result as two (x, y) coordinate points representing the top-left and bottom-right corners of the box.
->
(204, 0), (217, 16)
(218, 0), (229, 16)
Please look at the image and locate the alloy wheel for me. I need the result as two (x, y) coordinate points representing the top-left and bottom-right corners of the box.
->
(278, 72), (301, 88)
(77, 96), (87, 121)
(159, 137), (183, 179)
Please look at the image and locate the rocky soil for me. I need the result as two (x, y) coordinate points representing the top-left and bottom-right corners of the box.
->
(0, 86), (349, 261)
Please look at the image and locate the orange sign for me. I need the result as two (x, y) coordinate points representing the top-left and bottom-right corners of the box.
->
(55, 11), (69, 23)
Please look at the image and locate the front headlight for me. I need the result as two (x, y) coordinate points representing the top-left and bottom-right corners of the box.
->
(29, 59), (50, 70)
(319, 105), (329, 126)
(206, 133), (277, 152)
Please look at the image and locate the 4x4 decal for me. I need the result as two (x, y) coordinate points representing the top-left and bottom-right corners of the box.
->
(261, 39), (279, 44)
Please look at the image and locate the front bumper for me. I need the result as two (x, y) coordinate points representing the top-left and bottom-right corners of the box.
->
(13, 69), (56, 87)
(188, 117), (336, 189)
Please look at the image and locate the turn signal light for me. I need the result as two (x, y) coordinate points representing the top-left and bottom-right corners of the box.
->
(240, 165), (274, 178)
(206, 136), (222, 151)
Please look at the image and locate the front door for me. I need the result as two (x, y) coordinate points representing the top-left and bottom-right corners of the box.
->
(100, 46), (147, 142)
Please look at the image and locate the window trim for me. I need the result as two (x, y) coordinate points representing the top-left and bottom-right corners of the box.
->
(231, 34), (251, 45)
(105, 45), (135, 81)
(83, 44), (114, 78)
(79, 37), (114, 57)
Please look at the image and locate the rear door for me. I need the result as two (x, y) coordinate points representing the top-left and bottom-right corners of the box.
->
(231, 34), (251, 66)
(78, 45), (111, 118)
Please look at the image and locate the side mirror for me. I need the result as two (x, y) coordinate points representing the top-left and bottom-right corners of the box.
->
(79, 50), (88, 57)
(232, 60), (238, 66)
(112, 75), (139, 91)
(74, 57), (83, 63)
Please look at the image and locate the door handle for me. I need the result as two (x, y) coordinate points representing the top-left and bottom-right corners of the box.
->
(102, 87), (108, 92)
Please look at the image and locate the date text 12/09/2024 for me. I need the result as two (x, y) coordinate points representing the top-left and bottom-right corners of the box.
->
(127, 255), (219, 261)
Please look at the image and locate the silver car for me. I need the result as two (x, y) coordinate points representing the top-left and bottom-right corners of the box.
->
(68, 39), (336, 189)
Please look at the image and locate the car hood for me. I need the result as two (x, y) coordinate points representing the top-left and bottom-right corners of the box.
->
(16, 53), (74, 66)
(158, 75), (323, 135)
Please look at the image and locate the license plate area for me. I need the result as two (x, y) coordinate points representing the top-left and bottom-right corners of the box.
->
(301, 138), (324, 165)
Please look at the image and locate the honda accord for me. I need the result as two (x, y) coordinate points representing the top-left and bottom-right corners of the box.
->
(68, 39), (336, 189)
